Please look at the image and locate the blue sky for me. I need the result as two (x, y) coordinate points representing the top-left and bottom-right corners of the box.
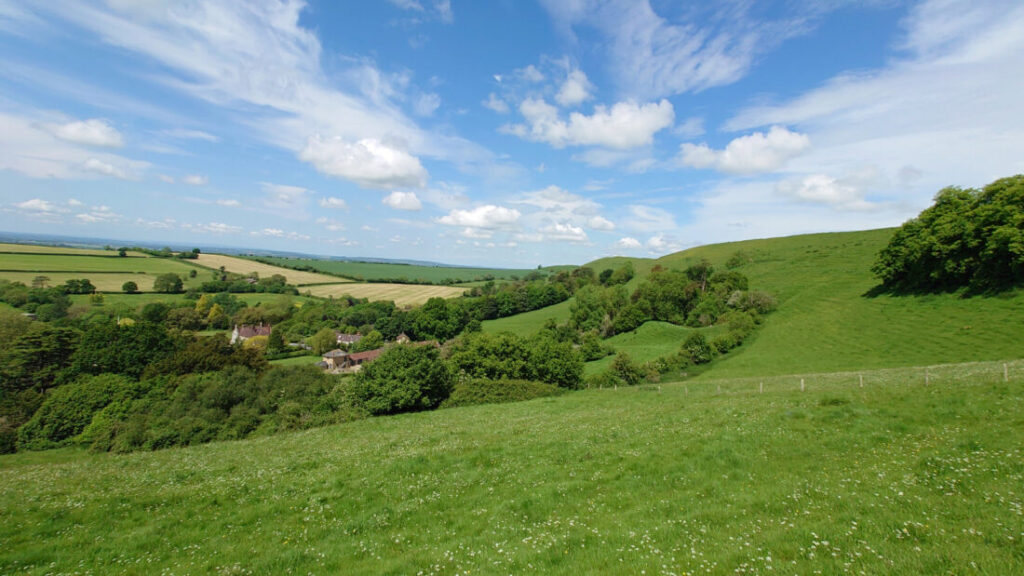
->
(2, 0), (1023, 267)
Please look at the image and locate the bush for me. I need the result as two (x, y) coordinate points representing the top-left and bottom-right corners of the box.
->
(610, 352), (645, 386)
(682, 332), (717, 364)
(351, 345), (453, 415)
(17, 374), (138, 450)
(122, 281), (138, 294)
(441, 379), (563, 408)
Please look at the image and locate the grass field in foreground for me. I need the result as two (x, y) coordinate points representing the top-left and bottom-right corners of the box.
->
(2, 361), (1021, 574)
(305, 282), (466, 307)
(253, 256), (572, 284)
(193, 253), (346, 286)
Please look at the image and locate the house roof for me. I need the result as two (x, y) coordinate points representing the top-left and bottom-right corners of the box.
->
(349, 348), (384, 362)
(235, 324), (272, 339)
(336, 333), (363, 344)
(323, 349), (349, 358)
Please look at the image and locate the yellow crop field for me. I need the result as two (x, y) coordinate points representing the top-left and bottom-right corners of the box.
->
(193, 253), (347, 286)
(305, 283), (465, 307)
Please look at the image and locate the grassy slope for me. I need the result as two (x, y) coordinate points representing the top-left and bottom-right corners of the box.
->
(670, 230), (1024, 377)
(2, 369), (1021, 574)
(489, 229), (1024, 377)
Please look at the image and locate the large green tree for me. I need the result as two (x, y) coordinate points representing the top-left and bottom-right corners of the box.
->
(351, 345), (453, 415)
(873, 175), (1024, 291)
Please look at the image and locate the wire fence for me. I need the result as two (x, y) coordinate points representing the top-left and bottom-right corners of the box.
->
(648, 358), (1024, 397)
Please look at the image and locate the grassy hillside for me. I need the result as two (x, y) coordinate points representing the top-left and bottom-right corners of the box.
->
(2, 363), (1021, 574)
(488, 229), (1024, 378)
(675, 230), (1024, 377)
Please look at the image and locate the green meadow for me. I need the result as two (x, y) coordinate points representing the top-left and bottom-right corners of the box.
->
(0, 252), (205, 292)
(252, 255), (573, 283)
(2, 362), (1021, 574)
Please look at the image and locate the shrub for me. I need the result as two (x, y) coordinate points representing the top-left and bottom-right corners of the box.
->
(17, 374), (138, 450)
(610, 352), (645, 386)
(441, 379), (563, 408)
(351, 345), (453, 415)
(682, 332), (717, 364)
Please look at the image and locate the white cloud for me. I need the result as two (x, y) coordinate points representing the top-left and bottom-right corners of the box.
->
(15, 198), (65, 214)
(82, 158), (131, 180)
(382, 191), (422, 211)
(46, 119), (123, 147)
(420, 183), (470, 210)
(777, 173), (879, 212)
(157, 174), (175, 183)
(555, 69), (593, 107)
(707, 0), (1024, 224)
(679, 126), (810, 175)
(319, 197), (348, 210)
(623, 205), (677, 233)
(588, 215), (615, 231)
(251, 228), (311, 240)
(439, 205), (521, 228)
(194, 222), (242, 235)
(0, 111), (147, 180)
(517, 64), (545, 83)
(538, 0), (812, 100)
(413, 93), (441, 117)
(483, 92), (510, 114)
(505, 98), (674, 149)
(182, 174), (208, 186)
(216, 199), (241, 207)
(315, 217), (345, 232)
(460, 227), (492, 239)
(24, 1), (493, 185)
(300, 136), (427, 189)
(67, 198), (83, 207)
(75, 206), (119, 223)
(615, 237), (642, 250)
(161, 128), (218, 142)
(540, 222), (589, 243)
(675, 116), (705, 138)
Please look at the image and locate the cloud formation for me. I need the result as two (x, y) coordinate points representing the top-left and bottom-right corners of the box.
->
(46, 119), (123, 148)
(300, 136), (427, 189)
(679, 126), (809, 175)
(504, 98), (674, 149)
(382, 191), (423, 211)
(438, 205), (521, 228)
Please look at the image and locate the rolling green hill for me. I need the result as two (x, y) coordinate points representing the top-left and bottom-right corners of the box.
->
(487, 228), (1024, 378)
(2, 364), (1021, 574)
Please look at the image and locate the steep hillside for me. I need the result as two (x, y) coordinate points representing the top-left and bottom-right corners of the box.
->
(487, 228), (1024, 377)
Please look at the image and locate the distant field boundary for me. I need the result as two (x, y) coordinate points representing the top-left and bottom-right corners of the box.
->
(650, 358), (1024, 395)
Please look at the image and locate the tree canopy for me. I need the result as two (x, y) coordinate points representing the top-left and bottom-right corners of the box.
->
(873, 175), (1024, 292)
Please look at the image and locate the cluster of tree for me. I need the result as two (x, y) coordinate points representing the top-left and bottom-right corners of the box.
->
(0, 280), (72, 321)
(873, 175), (1024, 292)
(570, 262), (775, 337)
(114, 246), (201, 259)
(197, 273), (297, 295)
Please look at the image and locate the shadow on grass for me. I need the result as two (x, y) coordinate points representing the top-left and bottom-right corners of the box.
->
(862, 281), (1022, 299)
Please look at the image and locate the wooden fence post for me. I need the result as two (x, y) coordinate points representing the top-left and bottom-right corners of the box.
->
(759, 381), (763, 394)
(800, 378), (805, 392)
(1005, 363), (1009, 382)
(925, 368), (930, 385)
(859, 374), (864, 388)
